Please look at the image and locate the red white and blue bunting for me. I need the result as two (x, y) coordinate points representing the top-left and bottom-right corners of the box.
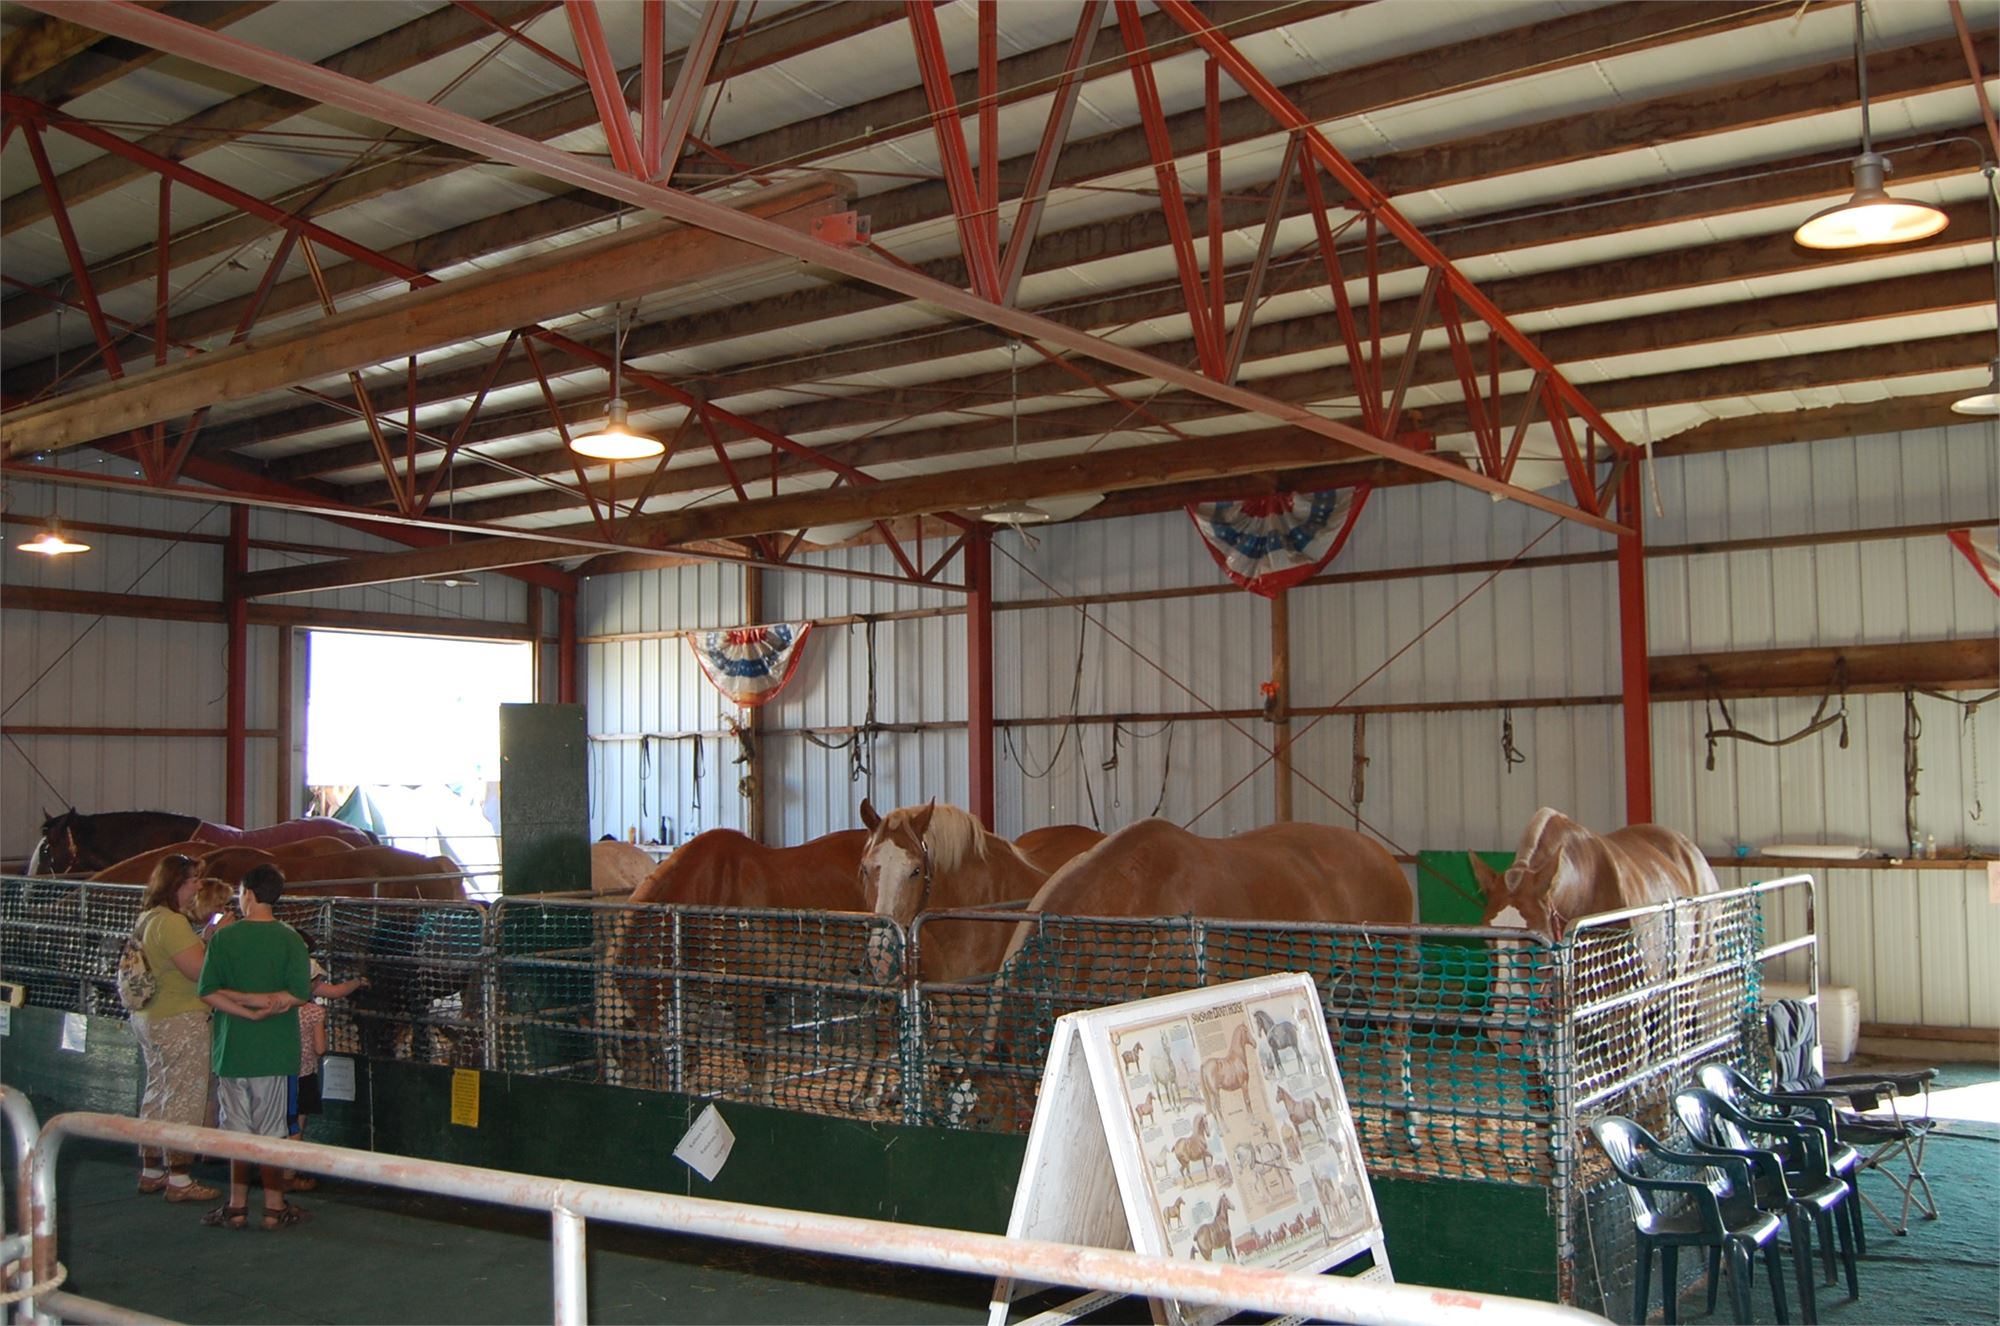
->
(1948, 526), (2000, 597)
(688, 623), (813, 707)
(1187, 487), (1372, 598)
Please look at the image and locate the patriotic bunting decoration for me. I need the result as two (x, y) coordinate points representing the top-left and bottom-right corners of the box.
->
(1188, 487), (1373, 597)
(1947, 527), (2000, 597)
(688, 623), (813, 707)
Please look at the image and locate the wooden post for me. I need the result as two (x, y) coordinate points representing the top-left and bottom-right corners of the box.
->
(965, 528), (996, 829)
(525, 586), (544, 701)
(1617, 463), (1654, 824)
(274, 623), (293, 823)
(224, 506), (248, 826)
(1270, 586), (1293, 821)
(743, 567), (766, 844)
(556, 587), (577, 705)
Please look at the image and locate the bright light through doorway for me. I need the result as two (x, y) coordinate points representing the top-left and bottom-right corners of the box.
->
(306, 631), (530, 785)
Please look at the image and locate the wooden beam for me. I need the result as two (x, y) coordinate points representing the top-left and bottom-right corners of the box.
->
(3, 3), (265, 107)
(2, 12), (110, 86)
(2, 2), (555, 235)
(434, 262), (1987, 525)
(1650, 639), (1998, 700)
(1, 584), (534, 640)
(0, 175), (849, 456)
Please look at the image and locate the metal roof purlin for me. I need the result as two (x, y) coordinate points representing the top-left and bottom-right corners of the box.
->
(1156, 0), (1635, 465)
(20, 0), (1630, 538)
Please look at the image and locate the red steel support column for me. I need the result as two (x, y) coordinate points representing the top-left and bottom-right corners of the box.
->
(557, 587), (578, 705)
(224, 506), (250, 825)
(964, 528), (995, 829)
(1616, 463), (1654, 824)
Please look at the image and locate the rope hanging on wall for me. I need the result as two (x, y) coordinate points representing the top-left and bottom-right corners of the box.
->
(1500, 707), (1527, 773)
(802, 617), (881, 789)
(725, 716), (757, 803)
(1703, 661), (1849, 771)
(1905, 686), (2000, 839)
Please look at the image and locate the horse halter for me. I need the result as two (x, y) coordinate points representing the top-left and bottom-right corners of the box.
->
(915, 836), (936, 913)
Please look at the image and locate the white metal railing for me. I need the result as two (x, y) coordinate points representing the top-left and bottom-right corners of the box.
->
(15, 1109), (1607, 1326)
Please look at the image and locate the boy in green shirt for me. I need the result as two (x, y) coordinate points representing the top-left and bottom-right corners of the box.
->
(198, 863), (313, 1230)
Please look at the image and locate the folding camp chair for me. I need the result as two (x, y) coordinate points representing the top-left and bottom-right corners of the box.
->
(1765, 997), (1938, 1236)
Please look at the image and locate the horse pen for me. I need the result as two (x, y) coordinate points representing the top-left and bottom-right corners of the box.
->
(0, 868), (1815, 1316)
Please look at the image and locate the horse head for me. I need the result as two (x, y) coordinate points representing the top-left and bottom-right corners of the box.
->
(37, 807), (80, 874)
(1469, 806), (1581, 941)
(857, 799), (937, 926)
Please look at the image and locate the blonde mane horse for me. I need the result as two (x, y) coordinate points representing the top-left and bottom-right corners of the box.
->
(858, 800), (1097, 982)
(1469, 807), (1719, 941)
(1470, 807), (1721, 1084)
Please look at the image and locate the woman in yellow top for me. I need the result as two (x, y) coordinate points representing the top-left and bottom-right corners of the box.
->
(132, 854), (224, 1202)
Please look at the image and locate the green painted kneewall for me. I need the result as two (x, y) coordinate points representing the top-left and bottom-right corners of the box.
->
(1, 1008), (1555, 1300)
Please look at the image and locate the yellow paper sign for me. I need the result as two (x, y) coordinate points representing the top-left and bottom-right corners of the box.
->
(451, 1068), (480, 1128)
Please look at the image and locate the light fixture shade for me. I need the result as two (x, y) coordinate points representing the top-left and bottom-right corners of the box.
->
(1952, 358), (2000, 416)
(978, 500), (1057, 526)
(1794, 152), (1949, 250)
(568, 397), (663, 460)
(16, 519), (89, 556)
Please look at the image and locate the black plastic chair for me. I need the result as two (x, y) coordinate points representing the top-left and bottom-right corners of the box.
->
(1590, 1114), (1790, 1325)
(1766, 998), (1939, 1236)
(1698, 1061), (1867, 1258)
(1674, 1087), (1859, 1323)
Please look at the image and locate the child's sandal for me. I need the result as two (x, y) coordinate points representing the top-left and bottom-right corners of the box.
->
(201, 1204), (248, 1230)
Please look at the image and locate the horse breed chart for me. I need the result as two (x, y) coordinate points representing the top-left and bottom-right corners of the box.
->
(991, 973), (1387, 1326)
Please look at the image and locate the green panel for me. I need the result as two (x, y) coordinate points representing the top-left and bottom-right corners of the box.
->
(356, 1060), (1027, 1233)
(498, 702), (590, 895)
(1417, 849), (1511, 926)
(1373, 1175), (1558, 1300)
(1, 1006), (142, 1118)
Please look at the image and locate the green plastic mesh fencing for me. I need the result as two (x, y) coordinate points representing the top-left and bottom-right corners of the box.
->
(487, 897), (906, 1118)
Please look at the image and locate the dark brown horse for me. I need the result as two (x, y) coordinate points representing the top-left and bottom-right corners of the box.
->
(34, 808), (370, 875)
(597, 828), (872, 1101)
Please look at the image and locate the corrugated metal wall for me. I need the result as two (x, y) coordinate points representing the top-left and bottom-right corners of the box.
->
(575, 422), (1996, 1028)
(0, 480), (530, 861)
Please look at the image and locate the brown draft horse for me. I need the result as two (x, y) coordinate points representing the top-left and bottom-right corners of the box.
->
(1469, 806), (1720, 942)
(91, 843), (466, 901)
(1470, 807), (1720, 1082)
(33, 808), (370, 875)
(972, 819), (1422, 1139)
(597, 827), (870, 1100)
(856, 800), (1103, 982)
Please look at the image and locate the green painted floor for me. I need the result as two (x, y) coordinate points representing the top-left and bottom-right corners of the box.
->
(11, 1065), (1997, 1325)
(1643, 1062), (2000, 1326)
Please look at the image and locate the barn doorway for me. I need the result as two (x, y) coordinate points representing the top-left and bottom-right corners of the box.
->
(303, 630), (531, 895)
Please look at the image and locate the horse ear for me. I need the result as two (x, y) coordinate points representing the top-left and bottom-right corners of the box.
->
(908, 800), (935, 839)
(859, 798), (881, 831)
(1468, 853), (1505, 899)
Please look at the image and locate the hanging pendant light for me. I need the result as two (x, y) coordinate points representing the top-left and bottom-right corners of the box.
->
(1952, 165), (2000, 416)
(1794, 1), (1948, 250)
(978, 341), (1102, 525)
(569, 303), (663, 460)
(16, 514), (89, 556)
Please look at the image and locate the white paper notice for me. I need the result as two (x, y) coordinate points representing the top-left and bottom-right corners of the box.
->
(673, 1103), (736, 1182)
(60, 1012), (87, 1053)
(320, 1055), (357, 1102)
(0, 1004), (11, 1036)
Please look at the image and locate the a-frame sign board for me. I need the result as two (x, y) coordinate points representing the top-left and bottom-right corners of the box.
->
(988, 973), (1391, 1326)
